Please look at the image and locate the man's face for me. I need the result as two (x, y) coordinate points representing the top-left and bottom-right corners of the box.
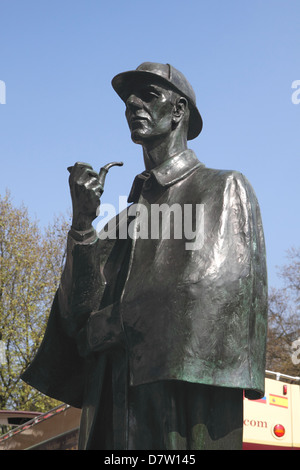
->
(125, 80), (176, 145)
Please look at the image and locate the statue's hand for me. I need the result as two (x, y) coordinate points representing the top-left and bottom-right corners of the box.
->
(68, 162), (102, 231)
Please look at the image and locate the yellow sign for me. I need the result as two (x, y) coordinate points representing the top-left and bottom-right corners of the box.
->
(269, 394), (288, 408)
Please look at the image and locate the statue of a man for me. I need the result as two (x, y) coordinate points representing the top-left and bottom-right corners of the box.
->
(22, 63), (268, 450)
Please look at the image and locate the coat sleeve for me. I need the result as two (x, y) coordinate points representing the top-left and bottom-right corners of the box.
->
(21, 291), (86, 408)
(21, 229), (104, 408)
(206, 170), (268, 399)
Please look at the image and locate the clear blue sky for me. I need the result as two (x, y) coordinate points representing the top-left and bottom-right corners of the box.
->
(0, 0), (299, 289)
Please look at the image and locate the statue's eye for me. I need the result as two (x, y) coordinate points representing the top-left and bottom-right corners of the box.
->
(140, 88), (160, 101)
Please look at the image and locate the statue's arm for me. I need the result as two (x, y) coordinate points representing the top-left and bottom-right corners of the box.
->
(57, 162), (125, 351)
(58, 227), (102, 338)
(56, 162), (103, 337)
(21, 163), (122, 402)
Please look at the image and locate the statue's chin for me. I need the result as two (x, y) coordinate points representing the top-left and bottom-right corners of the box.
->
(130, 129), (148, 145)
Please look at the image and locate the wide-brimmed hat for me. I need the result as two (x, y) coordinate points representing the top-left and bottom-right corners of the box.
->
(111, 62), (203, 140)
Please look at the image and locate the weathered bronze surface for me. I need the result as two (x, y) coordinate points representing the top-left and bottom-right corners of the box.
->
(22, 62), (268, 450)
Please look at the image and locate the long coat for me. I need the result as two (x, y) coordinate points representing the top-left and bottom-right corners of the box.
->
(22, 150), (268, 448)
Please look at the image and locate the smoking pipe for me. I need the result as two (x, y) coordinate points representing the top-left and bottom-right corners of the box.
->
(98, 161), (123, 195)
(67, 161), (123, 195)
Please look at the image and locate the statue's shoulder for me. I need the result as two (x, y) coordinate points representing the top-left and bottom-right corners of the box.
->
(191, 164), (258, 205)
(195, 164), (253, 189)
(196, 164), (244, 179)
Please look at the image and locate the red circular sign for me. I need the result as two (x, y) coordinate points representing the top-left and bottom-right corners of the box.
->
(273, 424), (285, 438)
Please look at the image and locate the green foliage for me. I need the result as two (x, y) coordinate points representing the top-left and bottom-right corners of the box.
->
(0, 190), (69, 412)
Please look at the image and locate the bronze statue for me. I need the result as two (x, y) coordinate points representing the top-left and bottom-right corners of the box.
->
(22, 63), (268, 450)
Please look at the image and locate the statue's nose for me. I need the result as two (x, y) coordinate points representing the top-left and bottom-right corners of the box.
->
(126, 93), (143, 110)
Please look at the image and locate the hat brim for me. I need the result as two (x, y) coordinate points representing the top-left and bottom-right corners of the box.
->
(112, 70), (203, 140)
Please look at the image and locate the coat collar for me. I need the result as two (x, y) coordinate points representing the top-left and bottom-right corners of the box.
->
(128, 149), (204, 203)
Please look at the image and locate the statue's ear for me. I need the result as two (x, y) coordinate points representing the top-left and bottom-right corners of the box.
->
(172, 97), (188, 124)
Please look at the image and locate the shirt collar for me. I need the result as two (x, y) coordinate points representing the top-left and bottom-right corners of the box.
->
(128, 149), (204, 203)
